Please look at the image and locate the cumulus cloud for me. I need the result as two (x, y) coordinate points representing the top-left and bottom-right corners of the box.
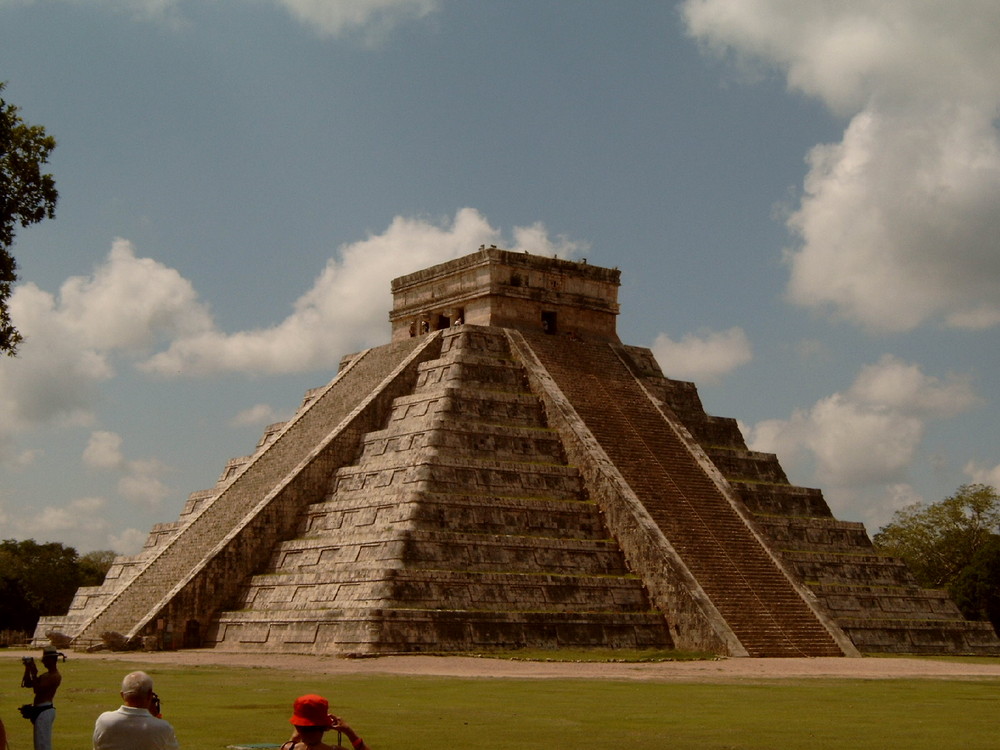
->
(109, 527), (148, 555)
(3, 495), (151, 553)
(117, 458), (171, 508)
(0, 491), (143, 552)
(83, 430), (125, 470)
(275, 0), (438, 40)
(651, 327), (752, 382)
(81, 430), (172, 507)
(0, 239), (213, 456)
(745, 355), (978, 523)
(0, 0), (440, 39)
(231, 404), (283, 428)
(683, 1), (1000, 332)
(11, 496), (111, 541)
(140, 208), (583, 376)
(964, 461), (1000, 490)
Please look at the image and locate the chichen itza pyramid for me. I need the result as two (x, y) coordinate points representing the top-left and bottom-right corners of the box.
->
(38, 248), (1000, 656)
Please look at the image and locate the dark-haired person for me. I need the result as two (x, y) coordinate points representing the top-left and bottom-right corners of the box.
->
(283, 694), (368, 750)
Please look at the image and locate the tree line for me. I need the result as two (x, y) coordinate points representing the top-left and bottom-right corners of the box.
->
(0, 539), (115, 636)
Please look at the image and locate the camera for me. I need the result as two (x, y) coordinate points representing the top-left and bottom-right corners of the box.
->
(21, 656), (34, 665)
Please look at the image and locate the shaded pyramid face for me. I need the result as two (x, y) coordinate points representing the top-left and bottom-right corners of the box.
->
(209, 326), (674, 653)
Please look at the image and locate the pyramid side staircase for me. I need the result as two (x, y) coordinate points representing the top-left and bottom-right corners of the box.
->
(207, 326), (673, 654)
(508, 331), (853, 657)
(54, 336), (439, 649)
(617, 344), (1000, 655)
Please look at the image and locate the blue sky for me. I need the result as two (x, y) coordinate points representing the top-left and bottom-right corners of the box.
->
(1, 0), (998, 554)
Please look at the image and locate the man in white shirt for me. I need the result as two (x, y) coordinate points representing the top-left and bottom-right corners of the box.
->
(93, 671), (179, 750)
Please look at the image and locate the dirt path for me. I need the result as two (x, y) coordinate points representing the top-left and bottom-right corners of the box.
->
(18, 649), (1000, 682)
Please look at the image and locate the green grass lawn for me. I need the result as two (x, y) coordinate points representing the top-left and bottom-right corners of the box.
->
(2, 658), (999, 750)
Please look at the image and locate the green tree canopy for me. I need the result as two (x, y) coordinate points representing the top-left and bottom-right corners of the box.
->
(873, 483), (1000, 588)
(0, 81), (58, 355)
(0, 539), (115, 633)
(950, 535), (1000, 633)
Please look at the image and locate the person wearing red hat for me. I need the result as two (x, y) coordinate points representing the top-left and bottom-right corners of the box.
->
(283, 694), (368, 750)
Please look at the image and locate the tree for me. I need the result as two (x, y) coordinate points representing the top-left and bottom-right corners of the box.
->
(78, 549), (116, 585)
(0, 81), (58, 355)
(950, 536), (1000, 635)
(873, 483), (1000, 588)
(0, 539), (92, 632)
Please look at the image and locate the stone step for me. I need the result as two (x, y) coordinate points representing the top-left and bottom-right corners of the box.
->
(752, 516), (874, 552)
(810, 584), (965, 620)
(330, 456), (584, 499)
(387, 386), (547, 428)
(235, 568), (650, 612)
(263, 530), (630, 575)
(357, 421), (566, 466)
(728, 481), (834, 519)
(783, 551), (915, 587)
(299, 492), (604, 539)
(208, 608), (673, 654)
(415, 355), (530, 393)
(703, 447), (788, 483)
(839, 618), (1000, 655)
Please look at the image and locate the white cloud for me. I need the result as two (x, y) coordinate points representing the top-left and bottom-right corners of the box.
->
(57, 239), (213, 351)
(651, 326), (752, 382)
(849, 355), (977, 417)
(1, 0), (440, 39)
(275, 0), (438, 40)
(0, 239), (213, 449)
(140, 208), (583, 376)
(115, 458), (171, 508)
(18, 496), (109, 535)
(0, 491), (137, 552)
(109, 527), (148, 555)
(964, 461), (1000, 490)
(745, 356), (977, 513)
(231, 404), (282, 427)
(683, 1), (1000, 332)
(83, 430), (125, 470)
(84, 431), (172, 508)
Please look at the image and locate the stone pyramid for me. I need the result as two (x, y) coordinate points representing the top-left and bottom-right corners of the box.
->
(38, 249), (1000, 656)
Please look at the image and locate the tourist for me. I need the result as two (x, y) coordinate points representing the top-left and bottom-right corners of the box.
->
(283, 694), (368, 750)
(93, 671), (178, 750)
(20, 647), (63, 750)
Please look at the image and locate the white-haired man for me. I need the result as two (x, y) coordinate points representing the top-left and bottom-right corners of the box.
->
(93, 671), (179, 750)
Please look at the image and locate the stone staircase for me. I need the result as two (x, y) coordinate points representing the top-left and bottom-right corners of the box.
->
(618, 344), (1000, 655)
(207, 326), (673, 654)
(53, 336), (437, 648)
(514, 332), (847, 657)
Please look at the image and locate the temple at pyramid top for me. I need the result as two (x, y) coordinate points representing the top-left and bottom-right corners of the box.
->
(390, 246), (621, 342)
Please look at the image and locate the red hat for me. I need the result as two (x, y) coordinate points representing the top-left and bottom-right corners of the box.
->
(289, 695), (333, 729)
